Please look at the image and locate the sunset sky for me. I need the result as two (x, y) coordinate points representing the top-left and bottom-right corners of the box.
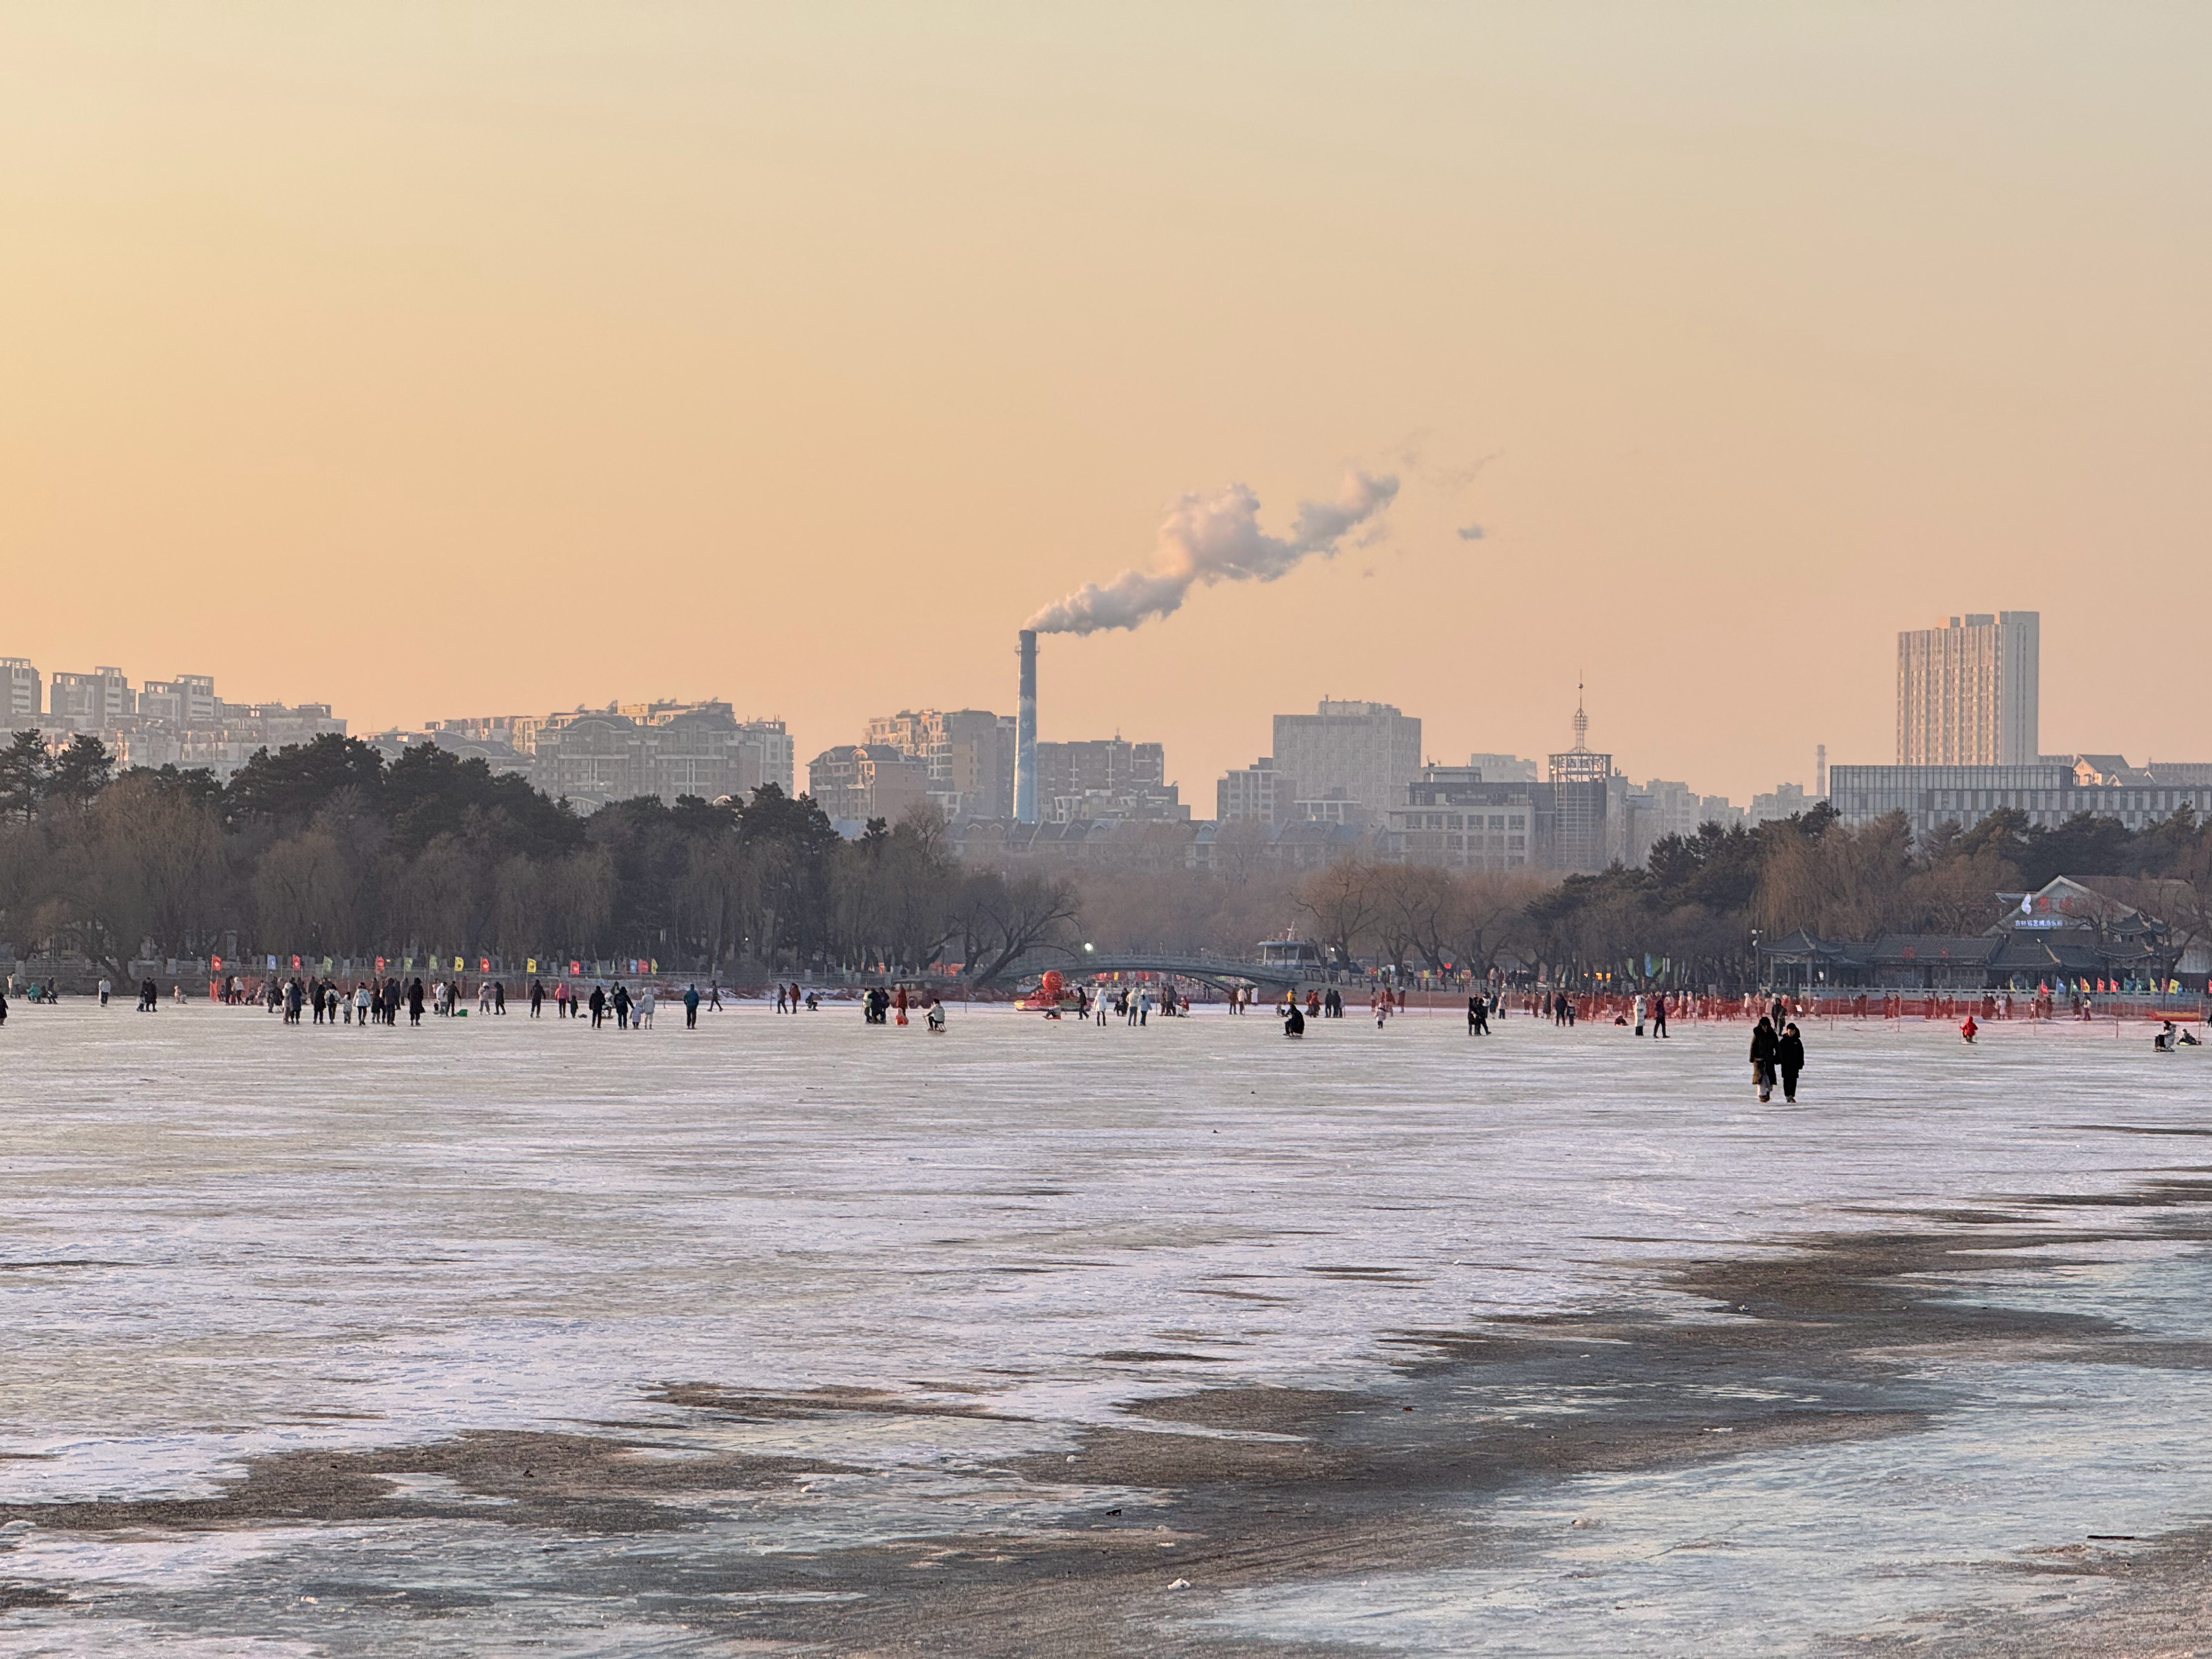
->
(3, 5), (2207, 803)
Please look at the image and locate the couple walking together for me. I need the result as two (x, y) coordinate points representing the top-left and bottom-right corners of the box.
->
(1749, 1017), (1805, 1103)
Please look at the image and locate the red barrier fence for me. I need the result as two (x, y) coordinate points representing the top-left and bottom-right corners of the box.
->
(1476, 991), (2205, 1024)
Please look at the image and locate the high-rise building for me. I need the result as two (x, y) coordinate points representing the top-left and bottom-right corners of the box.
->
(1897, 611), (2039, 766)
(1271, 700), (1421, 820)
(865, 708), (1014, 820)
(1547, 689), (1615, 872)
(1, 658), (40, 726)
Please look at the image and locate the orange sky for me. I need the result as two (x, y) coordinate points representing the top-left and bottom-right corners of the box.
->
(3, 5), (2207, 803)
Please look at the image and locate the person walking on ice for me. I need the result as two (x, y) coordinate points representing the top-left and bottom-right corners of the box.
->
(1777, 1022), (1805, 1102)
(1750, 1015), (1779, 1103)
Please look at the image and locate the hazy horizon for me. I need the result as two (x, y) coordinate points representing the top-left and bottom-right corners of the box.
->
(5, 5), (2206, 803)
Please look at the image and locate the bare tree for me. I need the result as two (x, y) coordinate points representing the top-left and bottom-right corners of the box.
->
(955, 867), (1081, 985)
(1449, 871), (1547, 978)
(1295, 859), (1380, 964)
(1369, 862), (1452, 973)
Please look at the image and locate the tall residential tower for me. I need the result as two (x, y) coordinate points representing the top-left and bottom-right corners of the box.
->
(1897, 612), (2039, 766)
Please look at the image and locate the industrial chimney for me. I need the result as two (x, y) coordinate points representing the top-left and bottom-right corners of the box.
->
(1014, 630), (1039, 823)
(1816, 743), (1828, 799)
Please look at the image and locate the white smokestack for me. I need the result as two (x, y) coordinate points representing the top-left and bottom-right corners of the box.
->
(1015, 630), (1039, 824)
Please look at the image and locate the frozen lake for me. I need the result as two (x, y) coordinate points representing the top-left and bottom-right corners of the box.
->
(3, 998), (2211, 1654)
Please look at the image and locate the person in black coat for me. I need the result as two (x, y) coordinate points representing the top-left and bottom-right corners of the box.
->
(1776, 1022), (1806, 1102)
(1749, 1016), (1778, 1103)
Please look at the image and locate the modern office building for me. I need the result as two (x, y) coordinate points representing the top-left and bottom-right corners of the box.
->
(1897, 611), (2040, 766)
(1547, 692), (1616, 871)
(1387, 766), (1543, 871)
(1830, 754), (2212, 839)
(1271, 701), (1422, 821)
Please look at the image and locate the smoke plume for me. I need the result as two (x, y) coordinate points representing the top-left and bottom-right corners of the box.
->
(1025, 470), (1400, 636)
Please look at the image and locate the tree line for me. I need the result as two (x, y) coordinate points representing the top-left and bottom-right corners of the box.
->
(7, 726), (2204, 989)
(1281, 804), (2212, 988)
(0, 732), (1076, 982)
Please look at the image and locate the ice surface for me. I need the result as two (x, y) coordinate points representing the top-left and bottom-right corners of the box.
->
(1, 1000), (2208, 1651)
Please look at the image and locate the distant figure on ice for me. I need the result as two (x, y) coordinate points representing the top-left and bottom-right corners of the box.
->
(1283, 1000), (1305, 1037)
(684, 984), (701, 1028)
(1777, 1022), (1806, 1102)
(587, 984), (605, 1028)
(407, 977), (426, 1025)
(1468, 996), (1488, 1035)
(1650, 992), (1669, 1039)
(1750, 1015), (1779, 1103)
(1959, 1014), (1978, 1043)
(926, 996), (945, 1033)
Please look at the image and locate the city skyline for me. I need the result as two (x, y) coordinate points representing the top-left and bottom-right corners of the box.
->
(5, 10), (2207, 806)
(13, 606), (2207, 833)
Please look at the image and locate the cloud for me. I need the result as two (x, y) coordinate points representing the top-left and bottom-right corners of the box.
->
(1456, 522), (1486, 541)
(1025, 470), (1400, 636)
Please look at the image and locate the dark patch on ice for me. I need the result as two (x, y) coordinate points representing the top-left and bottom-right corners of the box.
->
(2068, 1122), (2212, 1137)
(0, 1584), (71, 1610)
(0, 1429), (850, 1536)
(0, 1260), (137, 1272)
(654, 1382), (1026, 1422)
